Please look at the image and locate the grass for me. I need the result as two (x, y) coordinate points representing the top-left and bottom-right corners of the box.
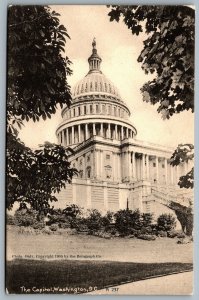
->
(6, 259), (193, 294)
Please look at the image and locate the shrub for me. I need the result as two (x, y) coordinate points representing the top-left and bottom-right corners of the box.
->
(32, 222), (45, 230)
(63, 204), (82, 218)
(137, 234), (156, 241)
(14, 208), (38, 227)
(142, 213), (153, 228)
(167, 230), (178, 238)
(6, 214), (16, 225)
(157, 214), (176, 232)
(114, 209), (142, 235)
(49, 224), (59, 231)
(86, 209), (103, 231)
(157, 230), (167, 237)
(101, 211), (115, 228)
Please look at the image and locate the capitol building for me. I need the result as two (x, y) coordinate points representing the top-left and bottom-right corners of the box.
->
(55, 39), (192, 217)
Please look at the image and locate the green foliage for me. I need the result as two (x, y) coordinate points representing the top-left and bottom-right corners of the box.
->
(108, 5), (194, 118)
(157, 213), (176, 232)
(14, 208), (38, 226)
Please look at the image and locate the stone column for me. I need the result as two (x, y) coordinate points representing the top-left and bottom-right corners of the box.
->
(165, 158), (168, 184)
(128, 151), (132, 180)
(78, 124), (81, 143)
(71, 127), (74, 145)
(176, 165), (179, 184)
(115, 124), (118, 140)
(121, 126), (124, 140)
(100, 123), (103, 137)
(156, 156), (159, 182)
(146, 154), (149, 180)
(132, 152), (136, 179)
(65, 128), (68, 146)
(93, 123), (96, 136)
(142, 153), (145, 179)
(108, 123), (111, 139)
(171, 166), (174, 184)
(85, 123), (89, 140)
(100, 150), (104, 179)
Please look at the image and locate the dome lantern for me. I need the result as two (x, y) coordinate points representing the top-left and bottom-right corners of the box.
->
(88, 38), (102, 73)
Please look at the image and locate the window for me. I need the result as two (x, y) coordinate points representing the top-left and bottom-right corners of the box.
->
(114, 107), (116, 115)
(108, 106), (111, 114)
(90, 105), (93, 113)
(162, 164), (165, 168)
(86, 166), (91, 178)
(106, 154), (110, 160)
(96, 104), (99, 113)
(84, 106), (86, 115)
(104, 83), (107, 92)
(73, 108), (75, 117)
(78, 107), (80, 116)
(102, 105), (105, 114)
(153, 162), (156, 167)
(87, 155), (90, 162)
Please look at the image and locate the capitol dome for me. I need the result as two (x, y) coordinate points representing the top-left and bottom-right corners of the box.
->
(56, 38), (137, 149)
(72, 38), (121, 101)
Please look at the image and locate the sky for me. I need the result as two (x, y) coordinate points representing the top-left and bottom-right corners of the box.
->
(19, 5), (194, 149)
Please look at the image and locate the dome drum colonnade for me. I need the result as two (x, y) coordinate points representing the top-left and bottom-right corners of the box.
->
(56, 37), (137, 148)
(55, 38), (191, 214)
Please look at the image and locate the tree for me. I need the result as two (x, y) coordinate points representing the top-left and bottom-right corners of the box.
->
(169, 144), (194, 189)
(107, 5), (194, 186)
(107, 5), (194, 235)
(7, 6), (77, 212)
(108, 5), (194, 119)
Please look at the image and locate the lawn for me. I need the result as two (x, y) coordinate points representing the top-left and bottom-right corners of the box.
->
(6, 259), (193, 294)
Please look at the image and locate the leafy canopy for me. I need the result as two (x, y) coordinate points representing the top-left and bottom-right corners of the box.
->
(108, 5), (194, 119)
(8, 6), (72, 123)
(108, 5), (194, 190)
(7, 6), (77, 211)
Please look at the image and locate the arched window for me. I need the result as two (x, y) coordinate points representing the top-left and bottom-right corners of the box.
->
(86, 166), (91, 178)
(85, 83), (88, 92)
(104, 83), (107, 92)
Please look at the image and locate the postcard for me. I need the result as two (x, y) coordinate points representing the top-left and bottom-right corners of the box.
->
(6, 4), (194, 295)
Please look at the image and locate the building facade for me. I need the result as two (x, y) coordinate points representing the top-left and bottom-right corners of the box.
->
(55, 39), (192, 217)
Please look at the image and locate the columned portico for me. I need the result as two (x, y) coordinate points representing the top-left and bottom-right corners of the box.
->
(55, 39), (192, 215)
